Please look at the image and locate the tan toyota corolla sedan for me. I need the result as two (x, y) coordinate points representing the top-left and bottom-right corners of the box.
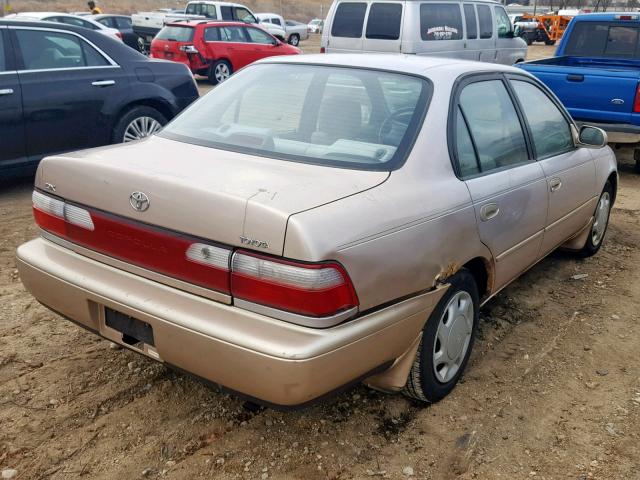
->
(17, 55), (617, 407)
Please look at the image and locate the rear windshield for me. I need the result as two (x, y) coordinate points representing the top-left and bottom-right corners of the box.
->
(161, 64), (431, 171)
(156, 26), (195, 42)
(565, 22), (640, 58)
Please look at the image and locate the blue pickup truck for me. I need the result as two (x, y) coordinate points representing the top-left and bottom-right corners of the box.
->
(518, 13), (640, 171)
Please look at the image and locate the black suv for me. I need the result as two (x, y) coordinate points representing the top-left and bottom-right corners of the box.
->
(0, 20), (199, 179)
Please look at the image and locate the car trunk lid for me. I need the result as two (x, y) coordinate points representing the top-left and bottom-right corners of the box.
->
(36, 136), (389, 257)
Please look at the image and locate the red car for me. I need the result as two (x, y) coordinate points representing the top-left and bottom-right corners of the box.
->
(151, 20), (301, 84)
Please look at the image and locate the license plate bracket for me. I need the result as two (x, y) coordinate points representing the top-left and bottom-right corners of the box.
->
(105, 308), (155, 347)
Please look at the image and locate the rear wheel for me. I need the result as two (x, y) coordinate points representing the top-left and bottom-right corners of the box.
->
(209, 60), (232, 85)
(112, 106), (167, 144)
(402, 270), (479, 404)
(576, 180), (613, 257)
(288, 33), (300, 46)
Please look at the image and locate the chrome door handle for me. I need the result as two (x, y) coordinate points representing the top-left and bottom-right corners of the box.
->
(91, 80), (115, 87)
(0, 89), (14, 96)
(480, 203), (500, 222)
(549, 178), (562, 192)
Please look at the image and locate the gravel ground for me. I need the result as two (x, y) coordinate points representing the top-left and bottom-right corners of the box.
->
(1, 42), (640, 480)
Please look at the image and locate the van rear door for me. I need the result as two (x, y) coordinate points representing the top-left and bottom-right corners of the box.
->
(362, 1), (405, 53)
(326, 1), (368, 52)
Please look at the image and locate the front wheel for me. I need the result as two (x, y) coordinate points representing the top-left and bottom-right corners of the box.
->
(576, 181), (613, 257)
(112, 106), (167, 144)
(402, 269), (479, 404)
(209, 60), (232, 85)
(288, 33), (300, 46)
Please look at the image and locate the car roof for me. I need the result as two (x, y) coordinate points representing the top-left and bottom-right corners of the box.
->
(256, 13), (280, 17)
(257, 53), (529, 78)
(186, 1), (247, 6)
(92, 14), (129, 19)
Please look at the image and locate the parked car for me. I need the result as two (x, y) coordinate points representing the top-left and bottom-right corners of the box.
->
(6, 12), (122, 42)
(0, 20), (199, 179)
(93, 14), (140, 51)
(517, 13), (640, 172)
(150, 20), (300, 84)
(308, 18), (324, 33)
(256, 13), (308, 45)
(133, 2), (273, 54)
(321, 0), (527, 64)
(16, 54), (617, 407)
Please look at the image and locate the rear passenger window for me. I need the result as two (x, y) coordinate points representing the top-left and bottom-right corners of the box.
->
(15, 30), (109, 71)
(220, 6), (233, 20)
(477, 5), (493, 39)
(366, 3), (402, 40)
(463, 4), (477, 39)
(511, 80), (574, 159)
(331, 2), (368, 38)
(420, 4), (463, 41)
(222, 26), (247, 42)
(205, 27), (224, 42)
(455, 80), (528, 176)
(116, 17), (132, 29)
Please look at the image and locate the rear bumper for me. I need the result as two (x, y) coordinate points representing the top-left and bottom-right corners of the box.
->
(577, 121), (640, 144)
(17, 237), (446, 407)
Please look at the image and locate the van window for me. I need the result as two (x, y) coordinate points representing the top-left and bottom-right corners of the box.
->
(185, 3), (217, 18)
(463, 4), (477, 39)
(420, 4), (463, 41)
(331, 2), (368, 38)
(477, 5), (493, 39)
(366, 3), (402, 40)
(495, 7), (512, 38)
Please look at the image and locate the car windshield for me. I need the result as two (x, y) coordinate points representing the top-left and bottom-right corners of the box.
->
(156, 26), (195, 42)
(161, 64), (430, 170)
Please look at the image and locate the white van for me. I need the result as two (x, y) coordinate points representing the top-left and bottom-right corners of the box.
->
(321, 0), (527, 64)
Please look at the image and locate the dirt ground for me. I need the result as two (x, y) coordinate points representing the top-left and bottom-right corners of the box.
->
(2, 43), (640, 480)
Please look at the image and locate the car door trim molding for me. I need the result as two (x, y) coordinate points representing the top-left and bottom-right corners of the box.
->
(7, 25), (119, 69)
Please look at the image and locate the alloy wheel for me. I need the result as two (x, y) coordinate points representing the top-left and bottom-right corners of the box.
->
(215, 63), (230, 83)
(123, 117), (162, 142)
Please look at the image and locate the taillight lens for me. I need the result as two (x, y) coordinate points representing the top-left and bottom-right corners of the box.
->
(320, 46), (326, 53)
(634, 83), (640, 113)
(32, 191), (231, 293)
(180, 44), (199, 54)
(116, 31), (123, 40)
(231, 251), (359, 318)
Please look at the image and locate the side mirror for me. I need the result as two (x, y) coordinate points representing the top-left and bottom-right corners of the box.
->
(575, 125), (607, 148)
(505, 30), (515, 38)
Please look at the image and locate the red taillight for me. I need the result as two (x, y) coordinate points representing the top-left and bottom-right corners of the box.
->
(634, 83), (640, 113)
(320, 46), (326, 53)
(32, 191), (231, 293)
(230, 251), (358, 318)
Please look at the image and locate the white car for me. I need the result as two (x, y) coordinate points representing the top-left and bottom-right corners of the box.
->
(307, 18), (324, 33)
(256, 13), (306, 45)
(6, 12), (122, 42)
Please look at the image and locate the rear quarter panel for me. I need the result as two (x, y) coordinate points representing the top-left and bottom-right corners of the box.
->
(284, 78), (491, 311)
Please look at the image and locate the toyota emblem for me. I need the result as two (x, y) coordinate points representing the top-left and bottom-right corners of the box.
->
(129, 191), (150, 212)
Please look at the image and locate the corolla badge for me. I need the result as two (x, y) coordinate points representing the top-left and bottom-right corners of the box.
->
(239, 236), (269, 249)
(129, 191), (150, 212)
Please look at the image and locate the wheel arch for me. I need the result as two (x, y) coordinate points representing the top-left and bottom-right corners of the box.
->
(460, 256), (493, 300)
(112, 98), (174, 130)
(607, 171), (618, 205)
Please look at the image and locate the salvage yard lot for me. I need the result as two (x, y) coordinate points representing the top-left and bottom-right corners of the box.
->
(1, 44), (640, 479)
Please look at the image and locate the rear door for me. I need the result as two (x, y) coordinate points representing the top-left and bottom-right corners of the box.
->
(452, 75), (548, 289)
(220, 25), (255, 70)
(362, 2), (404, 53)
(462, 4), (481, 61)
(11, 26), (127, 159)
(327, 1), (369, 52)
(0, 27), (26, 173)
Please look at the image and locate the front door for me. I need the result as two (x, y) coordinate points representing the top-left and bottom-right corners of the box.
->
(452, 76), (548, 289)
(508, 76), (597, 254)
(0, 28), (26, 175)
(10, 26), (126, 160)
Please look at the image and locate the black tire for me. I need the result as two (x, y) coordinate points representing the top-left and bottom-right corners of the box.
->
(208, 59), (232, 85)
(545, 39), (556, 46)
(288, 33), (300, 46)
(111, 106), (168, 144)
(402, 269), (479, 404)
(634, 149), (640, 174)
(576, 180), (613, 258)
(521, 32), (533, 45)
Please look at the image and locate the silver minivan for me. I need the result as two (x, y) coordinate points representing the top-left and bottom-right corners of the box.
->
(321, 0), (527, 64)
